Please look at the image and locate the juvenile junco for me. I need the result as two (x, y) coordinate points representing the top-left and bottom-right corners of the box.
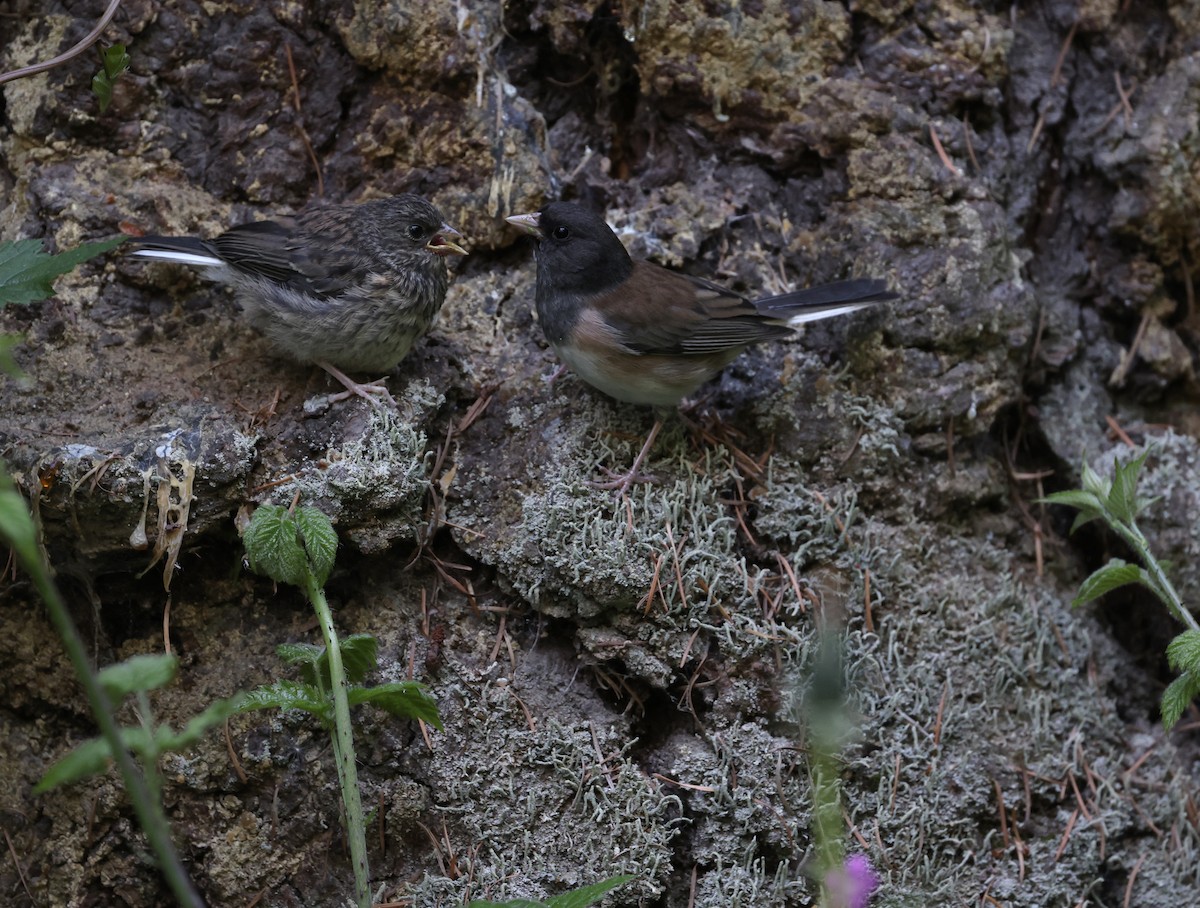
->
(131, 194), (467, 403)
(505, 202), (897, 491)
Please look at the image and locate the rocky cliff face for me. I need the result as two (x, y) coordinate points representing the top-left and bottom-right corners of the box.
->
(2, 1), (1198, 905)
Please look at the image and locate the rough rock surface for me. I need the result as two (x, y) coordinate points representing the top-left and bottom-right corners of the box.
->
(2, 1), (1199, 906)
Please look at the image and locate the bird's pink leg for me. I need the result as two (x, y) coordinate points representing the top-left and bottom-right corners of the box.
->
(589, 418), (663, 495)
(317, 361), (395, 408)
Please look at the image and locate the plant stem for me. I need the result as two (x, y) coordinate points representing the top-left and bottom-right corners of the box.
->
(1114, 520), (1200, 634)
(305, 572), (371, 908)
(23, 552), (204, 906)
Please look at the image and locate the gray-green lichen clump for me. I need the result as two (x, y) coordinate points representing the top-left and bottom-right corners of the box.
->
(2, 0), (1200, 905)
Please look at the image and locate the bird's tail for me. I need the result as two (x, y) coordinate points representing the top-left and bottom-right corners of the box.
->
(129, 236), (223, 268)
(756, 278), (897, 325)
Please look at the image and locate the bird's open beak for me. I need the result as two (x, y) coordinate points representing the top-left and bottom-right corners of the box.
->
(504, 212), (543, 238)
(426, 223), (468, 257)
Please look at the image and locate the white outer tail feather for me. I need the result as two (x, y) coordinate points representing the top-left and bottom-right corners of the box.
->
(130, 249), (223, 267)
(786, 302), (875, 326)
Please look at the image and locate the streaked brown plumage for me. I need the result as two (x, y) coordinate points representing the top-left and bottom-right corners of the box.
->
(132, 194), (467, 402)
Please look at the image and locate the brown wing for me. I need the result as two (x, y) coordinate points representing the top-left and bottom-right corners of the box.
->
(595, 262), (790, 355)
(211, 207), (364, 298)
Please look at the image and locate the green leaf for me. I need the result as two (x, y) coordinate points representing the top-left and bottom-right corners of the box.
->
(243, 505), (308, 587)
(243, 504), (338, 589)
(97, 653), (178, 701)
(1068, 510), (1102, 535)
(36, 727), (159, 792)
(0, 469), (39, 566)
(0, 236), (125, 307)
(236, 680), (333, 725)
(466, 876), (635, 908)
(1039, 490), (1105, 533)
(1079, 459), (1110, 500)
(545, 875), (635, 908)
(294, 506), (337, 586)
(1161, 670), (1200, 730)
(34, 736), (115, 792)
(1039, 489), (1103, 511)
(277, 642), (323, 669)
(278, 642), (323, 688)
(1106, 452), (1148, 525)
(0, 333), (23, 378)
(347, 681), (443, 729)
(337, 634), (378, 685)
(159, 694), (244, 751)
(277, 635), (377, 688)
(92, 44), (131, 113)
(1071, 559), (1144, 607)
(1166, 631), (1200, 673)
(33, 695), (241, 793)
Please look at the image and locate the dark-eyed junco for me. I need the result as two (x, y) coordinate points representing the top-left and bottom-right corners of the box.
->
(131, 194), (467, 404)
(505, 201), (897, 491)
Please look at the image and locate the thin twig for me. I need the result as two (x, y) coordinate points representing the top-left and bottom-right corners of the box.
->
(283, 44), (324, 198)
(0, 0), (126, 85)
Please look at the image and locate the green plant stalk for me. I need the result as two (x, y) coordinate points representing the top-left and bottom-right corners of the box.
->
(811, 748), (845, 906)
(19, 550), (203, 906)
(304, 571), (370, 908)
(1111, 519), (1200, 634)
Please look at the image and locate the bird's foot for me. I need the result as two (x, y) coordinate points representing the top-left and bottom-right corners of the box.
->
(587, 419), (664, 497)
(542, 363), (569, 386)
(587, 465), (659, 495)
(318, 362), (395, 409)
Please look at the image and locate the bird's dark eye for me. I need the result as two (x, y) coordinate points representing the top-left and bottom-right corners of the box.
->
(407, 224), (426, 240)
(552, 225), (570, 240)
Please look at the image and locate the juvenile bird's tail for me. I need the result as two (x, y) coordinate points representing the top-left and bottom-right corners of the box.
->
(756, 278), (897, 325)
(130, 236), (223, 268)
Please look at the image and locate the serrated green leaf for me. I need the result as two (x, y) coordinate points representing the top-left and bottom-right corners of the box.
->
(244, 505), (308, 587)
(1072, 559), (1144, 606)
(277, 642), (323, 667)
(1106, 454), (1146, 524)
(92, 44), (130, 113)
(278, 635), (377, 688)
(545, 875), (635, 908)
(236, 680), (333, 725)
(0, 236), (125, 307)
(277, 641), (323, 687)
(160, 694), (244, 751)
(1166, 631), (1200, 673)
(1068, 510), (1102, 535)
(1039, 489), (1104, 512)
(294, 506), (337, 586)
(97, 653), (178, 701)
(347, 681), (442, 729)
(1161, 670), (1200, 730)
(1080, 459), (1110, 499)
(337, 634), (378, 684)
(1040, 490), (1105, 534)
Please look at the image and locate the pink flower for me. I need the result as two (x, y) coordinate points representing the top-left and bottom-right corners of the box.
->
(824, 854), (878, 908)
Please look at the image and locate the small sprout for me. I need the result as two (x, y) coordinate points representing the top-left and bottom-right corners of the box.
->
(92, 43), (130, 112)
(34, 652), (243, 793)
(1040, 452), (1199, 729)
(466, 874), (635, 908)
